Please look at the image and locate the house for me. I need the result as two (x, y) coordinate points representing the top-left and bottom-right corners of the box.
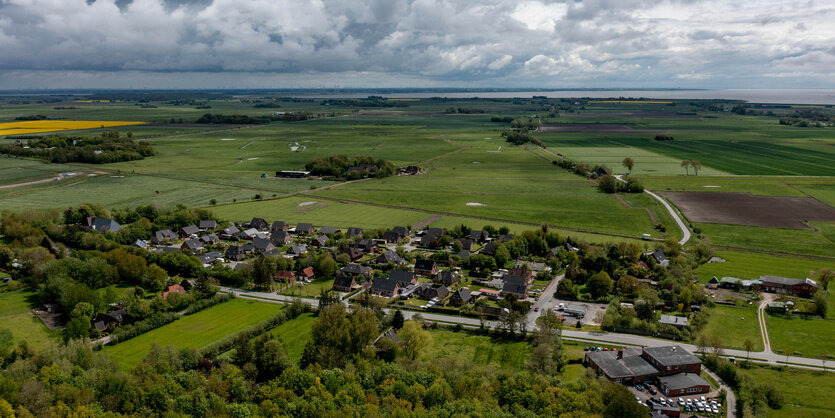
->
(370, 278), (401, 298)
(414, 260), (438, 276)
(389, 270), (418, 287)
(383, 230), (402, 243)
(333, 275), (359, 292)
(501, 274), (529, 298)
(200, 234), (219, 245)
(652, 249), (669, 267)
(457, 239), (474, 251)
(299, 266), (315, 281)
(134, 239), (148, 248)
(346, 227), (363, 238)
(84, 216), (121, 233)
(248, 217), (268, 230)
(450, 288), (472, 306)
(392, 226), (409, 237)
(295, 223), (315, 235)
(179, 225), (200, 237)
(593, 167), (609, 177)
(402, 165), (420, 175)
(341, 263), (373, 278)
(310, 235), (329, 248)
(505, 268), (534, 286)
(457, 250), (471, 260)
(341, 247), (364, 261)
(719, 277), (741, 289)
(642, 346), (702, 376)
(271, 230), (292, 245)
(319, 226), (342, 235)
(479, 288), (501, 299)
(515, 260), (547, 272)
(93, 308), (127, 330)
(657, 373), (710, 396)
(468, 230), (489, 242)
(659, 315), (689, 328)
(181, 239), (204, 253)
(758, 275), (819, 298)
(197, 254), (217, 266)
(220, 225), (240, 239)
(355, 238), (377, 253)
(376, 250), (406, 265)
(225, 245), (245, 261)
(419, 234), (440, 247)
(253, 237), (278, 255)
(150, 229), (179, 245)
(432, 270), (458, 286)
(274, 270), (297, 283)
(198, 220), (217, 230)
(162, 284), (186, 299)
(415, 284), (450, 301)
(271, 221), (289, 232)
(240, 228), (260, 240)
(287, 245), (307, 258)
(481, 241), (497, 254)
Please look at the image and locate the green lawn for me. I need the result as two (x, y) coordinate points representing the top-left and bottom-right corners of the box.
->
(698, 304), (763, 351)
(766, 314), (835, 359)
(0, 290), (59, 349)
(423, 328), (530, 370)
(104, 298), (283, 369)
(694, 250), (831, 283)
(740, 365), (835, 418)
(266, 312), (316, 363)
(280, 277), (335, 298)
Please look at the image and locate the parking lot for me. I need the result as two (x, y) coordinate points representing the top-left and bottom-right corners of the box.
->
(541, 299), (608, 326)
(630, 382), (725, 417)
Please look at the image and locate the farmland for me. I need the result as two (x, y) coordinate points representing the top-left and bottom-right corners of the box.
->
(766, 314), (835, 359)
(0, 290), (58, 349)
(104, 298), (283, 369)
(423, 328), (531, 370)
(739, 365), (835, 418)
(266, 312), (316, 363)
(697, 304), (763, 351)
(694, 250), (830, 282)
(0, 120), (146, 136)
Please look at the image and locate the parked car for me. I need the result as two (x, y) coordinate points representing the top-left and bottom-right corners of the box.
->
(648, 387), (657, 395)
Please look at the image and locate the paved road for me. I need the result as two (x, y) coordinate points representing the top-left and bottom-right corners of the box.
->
(757, 296), (776, 355)
(644, 189), (691, 245)
(525, 275), (564, 328)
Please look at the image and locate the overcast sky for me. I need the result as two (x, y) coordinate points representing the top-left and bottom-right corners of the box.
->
(1, 0), (833, 89)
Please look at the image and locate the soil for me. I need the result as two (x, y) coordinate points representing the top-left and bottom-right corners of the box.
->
(538, 124), (670, 134)
(660, 191), (835, 229)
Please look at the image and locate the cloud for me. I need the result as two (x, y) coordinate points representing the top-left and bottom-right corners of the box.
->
(0, 0), (833, 88)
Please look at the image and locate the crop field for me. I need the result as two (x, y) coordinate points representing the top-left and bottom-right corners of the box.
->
(266, 312), (316, 363)
(766, 314), (835, 359)
(740, 365), (835, 418)
(0, 158), (77, 186)
(0, 120), (146, 136)
(694, 250), (831, 282)
(423, 329), (530, 370)
(698, 304), (763, 351)
(697, 222), (835, 258)
(0, 291), (59, 349)
(104, 298), (283, 369)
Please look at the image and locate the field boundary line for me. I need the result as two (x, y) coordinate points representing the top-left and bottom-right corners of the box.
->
(710, 245), (835, 261)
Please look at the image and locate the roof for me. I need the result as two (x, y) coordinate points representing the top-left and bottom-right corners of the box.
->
(271, 221), (288, 230)
(760, 275), (818, 287)
(300, 266), (315, 278)
(503, 274), (528, 286)
(502, 281), (528, 296)
(296, 222), (314, 231)
(341, 263), (372, 275)
(414, 259), (436, 270)
(199, 220), (217, 229)
(720, 277), (740, 284)
(433, 270), (457, 284)
(658, 373), (710, 390)
(479, 288), (500, 295)
(182, 239), (203, 250)
(91, 217), (120, 233)
(275, 270), (296, 280)
(586, 348), (658, 379)
(333, 275), (357, 289)
(180, 225), (200, 235)
(454, 288), (472, 302)
(652, 249), (666, 262)
(371, 278), (400, 292)
(659, 315), (689, 327)
(240, 228), (259, 237)
(319, 226), (341, 234)
(163, 284), (186, 299)
(392, 226), (409, 236)
(389, 270), (415, 285)
(222, 225), (240, 235)
(377, 250), (405, 265)
(642, 346), (701, 367)
(347, 227), (363, 237)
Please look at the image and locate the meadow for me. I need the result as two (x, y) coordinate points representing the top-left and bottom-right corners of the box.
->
(423, 328), (531, 370)
(265, 312), (316, 363)
(0, 120), (146, 136)
(697, 304), (763, 351)
(0, 290), (59, 349)
(740, 365), (835, 418)
(693, 250), (831, 282)
(104, 298), (283, 369)
(766, 314), (835, 359)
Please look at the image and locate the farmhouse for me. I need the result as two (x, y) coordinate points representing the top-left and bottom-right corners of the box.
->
(354, 239), (376, 253)
(341, 247), (364, 261)
(468, 230), (489, 242)
(414, 260), (438, 276)
(346, 227), (363, 238)
(150, 229), (178, 244)
(415, 284), (450, 301)
(341, 263), (372, 278)
(93, 308), (127, 331)
(389, 270), (418, 287)
(501, 275), (529, 299)
(457, 238), (474, 251)
(310, 235), (329, 248)
(239, 228), (260, 240)
(299, 266), (315, 281)
(220, 225), (240, 239)
(758, 275), (819, 298)
(319, 226), (341, 235)
(252, 237), (278, 255)
(276, 170), (310, 178)
(181, 239), (204, 253)
(274, 270), (297, 283)
(177, 225), (200, 237)
(200, 234), (219, 245)
(657, 373), (710, 396)
(652, 249), (669, 267)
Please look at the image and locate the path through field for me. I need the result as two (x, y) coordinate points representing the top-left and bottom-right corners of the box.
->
(0, 172), (83, 189)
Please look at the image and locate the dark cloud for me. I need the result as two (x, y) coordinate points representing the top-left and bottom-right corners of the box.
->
(0, 0), (833, 88)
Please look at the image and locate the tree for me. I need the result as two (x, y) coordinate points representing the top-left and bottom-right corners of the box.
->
(743, 338), (755, 362)
(818, 268), (833, 290)
(622, 157), (634, 174)
(145, 263), (168, 293)
(392, 309), (405, 330)
(691, 160), (702, 175)
(587, 271), (614, 299)
(597, 175), (619, 193)
(251, 256), (277, 290)
(681, 160), (691, 175)
(317, 289), (340, 313)
(528, 309), (565, 374)
(397, 321), (431, 361)
(813, 290), (828, 318)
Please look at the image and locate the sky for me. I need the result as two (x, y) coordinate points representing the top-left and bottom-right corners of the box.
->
(0, 0), (833, 90)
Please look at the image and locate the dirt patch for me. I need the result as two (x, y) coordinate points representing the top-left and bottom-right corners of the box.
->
(612, 194), (631, 208)
(661, 191), (835, 229)
(297, 201), (318, 207)
(561, 111), (701, 118)
(296, 202), (328, 214)
(35, 310), (67, 330)
(538, 124), (670, 134)
(413, 215), (441, 230)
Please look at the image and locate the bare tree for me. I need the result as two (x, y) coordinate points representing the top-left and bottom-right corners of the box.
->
(681, 160), (691, 175)
(691, 160), (702, 176)
(743, 338), (754, 362)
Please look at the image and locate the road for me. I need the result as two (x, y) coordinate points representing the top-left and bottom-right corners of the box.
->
(221, 285), (833, 372)
(0, 171), (83, 189)
(757, 296), (776, 355)
(614, 175), (690, 245)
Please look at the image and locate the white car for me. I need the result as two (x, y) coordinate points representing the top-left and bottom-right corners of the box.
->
(700, 396), (706, 402)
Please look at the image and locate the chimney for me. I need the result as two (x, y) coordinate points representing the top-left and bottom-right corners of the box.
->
(617, 349), (624, 360)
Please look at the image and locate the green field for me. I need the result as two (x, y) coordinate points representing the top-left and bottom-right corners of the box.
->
(766, 314), (835, 359)
(266, 312), (316, 363)
(423, 328), (530, 370)
(694, 250), (832, 282)
(280, 278), (335, 298)
(740, 365), (835, 418)
(0, 291), (59, 349)
(104, 298), (283, 369)
(698, 304), (763, 351)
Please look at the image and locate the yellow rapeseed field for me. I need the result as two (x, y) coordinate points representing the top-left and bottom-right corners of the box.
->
(590, 100), (673, 104)
(0, 120), (146, 136)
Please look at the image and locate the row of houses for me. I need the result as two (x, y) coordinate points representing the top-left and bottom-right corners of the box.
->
(709, 275), (820, 298)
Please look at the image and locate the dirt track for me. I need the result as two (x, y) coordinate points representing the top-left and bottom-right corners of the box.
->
(660, 191), (835, 229)
(538, 124), (670, 134)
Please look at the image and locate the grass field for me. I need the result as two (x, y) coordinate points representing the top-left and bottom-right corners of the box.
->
(266, 312), (316, 363)
(280, 278), (335, 298)
(766, 314), (835, 359)
(423, 328), (530, 370)
(694, 250), (832, 282)
(698, 304), (763, 351)
(0, 120), (146, 136)
(104, 298), (282, 369)
(0, 291), (59, 349)
(740, 365), (835, 418)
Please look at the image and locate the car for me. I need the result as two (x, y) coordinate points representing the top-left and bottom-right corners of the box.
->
(700, 396), (706, 402)
(635, 395), (640, 401)
(635, 384), (644, 391)
(713, 407), (719, 414)
(648, 387), (657, 395)
(678, 397), (684, 404)
(698, 406), (706, 412)
(557, 303), (565, 310)
(584, 346), (590, 351)
(534, 307), (539, 312)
